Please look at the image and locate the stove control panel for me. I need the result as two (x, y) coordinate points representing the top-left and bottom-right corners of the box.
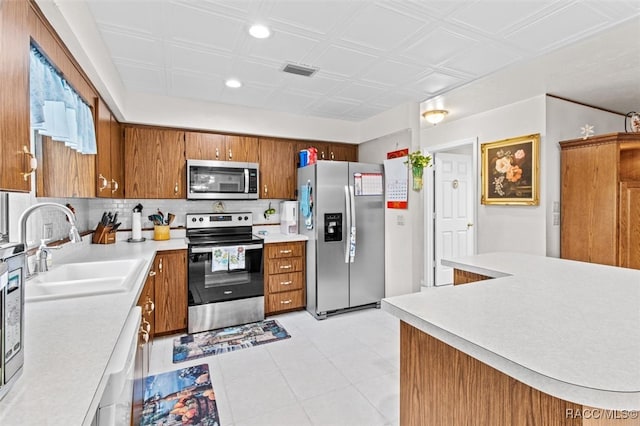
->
(186, 212), (253, 229)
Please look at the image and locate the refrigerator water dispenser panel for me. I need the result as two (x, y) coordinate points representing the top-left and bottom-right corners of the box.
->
(324, 213), (342, 242)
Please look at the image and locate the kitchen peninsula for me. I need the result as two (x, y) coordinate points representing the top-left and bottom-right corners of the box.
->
(382, 253), (640, 425)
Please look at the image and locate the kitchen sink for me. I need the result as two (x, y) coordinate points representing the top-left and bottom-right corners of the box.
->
(26, 259), (146, 302)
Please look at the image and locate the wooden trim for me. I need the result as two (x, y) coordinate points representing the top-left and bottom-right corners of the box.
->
(559, 133), (640, 150)
(546, 94), (626, 116)
(400, 321), (639, 426)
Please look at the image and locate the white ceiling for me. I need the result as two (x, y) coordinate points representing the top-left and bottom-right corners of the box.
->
(73, 1), (640, 121)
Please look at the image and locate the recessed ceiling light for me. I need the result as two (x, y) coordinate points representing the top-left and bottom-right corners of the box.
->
(249, 24), (271, 39)
(225, 79), (242, 88)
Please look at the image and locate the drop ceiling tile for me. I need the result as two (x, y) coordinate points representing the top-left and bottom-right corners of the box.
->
(282, 73), (343, 95)
(247, 30), (319, 64)
(339, 3), (426, 51)
(268, 0), (359, 35)
(232, 59), (285, 86)
(505, 3), (608, 52)
(165, 2), (245, 52)
(361, 59), (426, 86)
(369, 90), (420, 109)
(335, 82), (387, 102)
(169, 71), (222, 102)
(443, 44), (522, 77)
(450, 1), (556, 35)
(414, 72), (465, 96)
(215, 84), (274, 109)
(310, 98), (360, 116)
(113, 61), (166, 94)
(402, 27), (478, 66)
(86, 0), (159, 35)
(168, 43), (233, 77)
(265, 90), (318, 112)
(312, 45), (379, 77)
(99, 29), (164, 66)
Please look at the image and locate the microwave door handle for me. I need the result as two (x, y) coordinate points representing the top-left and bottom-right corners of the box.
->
(244, 168), (249, 193)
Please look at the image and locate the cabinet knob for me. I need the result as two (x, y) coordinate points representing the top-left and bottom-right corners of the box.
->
(281, 280), (292, 286)
(111, 179), (119, 193)
(264, 184), (268, 196)
(21, 145), (37, 181)
(158, 259), (163, 272)
(280, 299), (292, 304)
(330, 151), (335, 160)
(142, 319), (151, 333)
(215, 147), (220, 159)
(149, 271), (156, 277)
(280, 264), (292, 269)
(139, 328), (149, 344)
(174, 182), (179, 194)
(98, 174), (109, 191)
(320, 151), (325, 160)
(228, 148), (233, 160)
(279, 249), (292, 254)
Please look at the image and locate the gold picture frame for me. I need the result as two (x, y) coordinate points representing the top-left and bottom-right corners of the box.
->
(481, 133), (540, 205)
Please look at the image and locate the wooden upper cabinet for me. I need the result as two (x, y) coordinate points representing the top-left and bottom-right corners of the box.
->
(95, 98), (123, 198)
(329, 143), (358, 162)
(185, 132), (258, 162)
(259, 137), (296, 199)
(124, 126), (186, 199)
(36, 135), (96, 198)
(0, 0), (31, 191)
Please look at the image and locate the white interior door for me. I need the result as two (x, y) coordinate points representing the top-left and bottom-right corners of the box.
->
(434, 152), (474, 286)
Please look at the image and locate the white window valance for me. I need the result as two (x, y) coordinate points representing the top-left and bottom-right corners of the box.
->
(29, 46), (97, 155)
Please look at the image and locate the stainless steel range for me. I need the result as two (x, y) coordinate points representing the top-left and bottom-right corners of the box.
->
(186, 212), (264, 333)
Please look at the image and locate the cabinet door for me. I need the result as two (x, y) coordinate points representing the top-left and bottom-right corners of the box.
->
(185, 132), (225, 161)
(619, 182), (640, 270)
(0, 0), (31, 191)
(36, 135), (96, 198)
(125, 127), (185, 198)
(226, 135), (259, 162)
(259, 138), (296, 199)
(330, 143), (358, 162)
(109, 116), (124, 198)
(154, 250), (187, 335)
(95, 98), (112, 197)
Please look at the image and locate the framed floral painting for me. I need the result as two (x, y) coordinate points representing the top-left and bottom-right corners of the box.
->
(481, 134), (540, 205)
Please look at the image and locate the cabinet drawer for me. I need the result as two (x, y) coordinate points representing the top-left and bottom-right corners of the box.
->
(267, 289), (304, 313)
(267, 272), (304, 293)
(267, 257), (303, 274)
(266, 243), (303, 259)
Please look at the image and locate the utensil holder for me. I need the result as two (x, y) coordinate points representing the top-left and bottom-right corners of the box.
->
(92, 223), (116, 244)
(153, 225), (170, 241)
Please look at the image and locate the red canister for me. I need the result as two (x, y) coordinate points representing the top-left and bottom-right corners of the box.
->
(307, 147), (317, 165)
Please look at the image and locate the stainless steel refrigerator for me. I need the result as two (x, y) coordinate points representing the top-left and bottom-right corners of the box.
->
(298, 161), (384, 319)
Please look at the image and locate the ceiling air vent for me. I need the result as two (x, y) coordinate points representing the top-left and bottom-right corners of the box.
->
(282, 63), (318, 77)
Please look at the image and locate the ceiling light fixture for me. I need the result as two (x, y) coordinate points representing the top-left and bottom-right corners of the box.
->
(249, 24), (271, 39)
(422, 109), (448, 125)
(225, 79), (242, 89)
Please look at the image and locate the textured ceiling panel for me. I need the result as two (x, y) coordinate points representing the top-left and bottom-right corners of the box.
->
(79, 0), (640, 121)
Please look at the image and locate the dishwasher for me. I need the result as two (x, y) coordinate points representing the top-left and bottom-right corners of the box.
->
(92, 306), (141, 426)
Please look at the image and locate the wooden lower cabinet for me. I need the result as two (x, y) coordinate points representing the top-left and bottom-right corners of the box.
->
(154, 249), (188, 335)
(400, 321), (638, 426)
(453, 268), (493, 285)
(264, 242), (306, 315)
(132, 268), (155, 425)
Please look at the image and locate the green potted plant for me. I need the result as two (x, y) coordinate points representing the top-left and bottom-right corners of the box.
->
(405, 150), (432, 191)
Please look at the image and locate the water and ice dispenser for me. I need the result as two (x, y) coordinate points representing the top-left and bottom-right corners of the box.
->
(324, 213), (342, 242)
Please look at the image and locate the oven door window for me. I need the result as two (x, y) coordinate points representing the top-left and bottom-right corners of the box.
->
(188, 244), (263, 304)
(189, 166), (246, 194)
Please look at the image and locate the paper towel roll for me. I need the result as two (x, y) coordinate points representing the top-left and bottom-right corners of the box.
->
(132, 212), (142, 240)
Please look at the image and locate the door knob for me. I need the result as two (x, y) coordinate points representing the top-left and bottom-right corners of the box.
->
(467, 223), (474, 228)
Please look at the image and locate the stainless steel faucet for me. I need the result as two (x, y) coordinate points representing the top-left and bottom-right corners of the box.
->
(18, 202), (82, 276)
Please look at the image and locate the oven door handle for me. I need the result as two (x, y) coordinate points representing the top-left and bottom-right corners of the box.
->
(190, 244), (263, 253)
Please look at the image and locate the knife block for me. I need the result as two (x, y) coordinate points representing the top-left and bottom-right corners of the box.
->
(92, 223), (116, 244)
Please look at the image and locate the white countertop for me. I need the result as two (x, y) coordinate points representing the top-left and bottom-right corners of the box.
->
(0, 234), (187, 426)
(382, 252), (640, 410)
(253, 225), (308, 243)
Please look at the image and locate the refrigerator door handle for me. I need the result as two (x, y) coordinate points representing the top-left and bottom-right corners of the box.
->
(344, 185), (351, 264)
(349, 185), (356, 263)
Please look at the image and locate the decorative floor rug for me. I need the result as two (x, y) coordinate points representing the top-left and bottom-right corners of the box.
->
(173, 319), (291, 363)
(141, 364), (220, 426)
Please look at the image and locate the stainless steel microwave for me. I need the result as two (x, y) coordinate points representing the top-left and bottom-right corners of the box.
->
(186, 159), (259, 200)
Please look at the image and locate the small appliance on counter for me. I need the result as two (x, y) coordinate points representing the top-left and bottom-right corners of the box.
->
(0, 242), (25, 401)
(280, 201), (298, 235)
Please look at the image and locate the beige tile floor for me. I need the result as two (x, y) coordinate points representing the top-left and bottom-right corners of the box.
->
(149, 308), (400, 426)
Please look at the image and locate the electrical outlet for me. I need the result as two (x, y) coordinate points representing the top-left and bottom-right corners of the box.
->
(43, 223), (53, 240)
